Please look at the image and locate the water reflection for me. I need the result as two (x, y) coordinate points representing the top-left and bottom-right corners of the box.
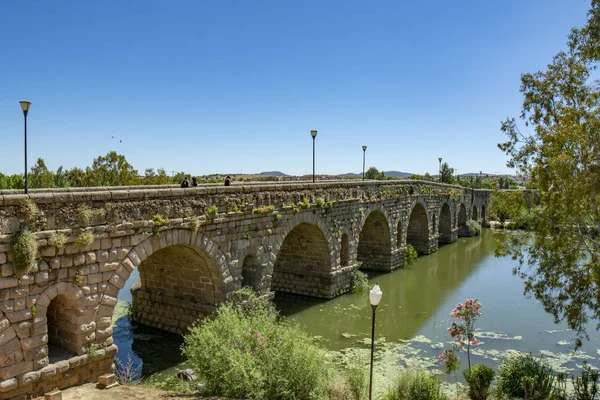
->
(275, 230), (492, 349)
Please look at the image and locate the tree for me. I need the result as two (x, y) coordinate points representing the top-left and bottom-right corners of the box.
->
(143, 168), (172, 185)
(84, 151), (140, 186)
(365, 167), (384, 180)
(497, 0), (600, 345)
(29, 158), (55, 188)
(440, 162), (455, 184)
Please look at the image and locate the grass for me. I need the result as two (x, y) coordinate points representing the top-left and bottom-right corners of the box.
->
(206, 205), (219, 216)
(75, 231), (95, 246)
(48, 231), (68, 248)
(19, 198), (38, 220)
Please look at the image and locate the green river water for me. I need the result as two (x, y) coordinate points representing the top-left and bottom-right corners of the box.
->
(112, 229), (600, 392)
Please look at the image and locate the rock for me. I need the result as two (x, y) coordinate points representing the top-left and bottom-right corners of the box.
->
(175, 368), (197, 381)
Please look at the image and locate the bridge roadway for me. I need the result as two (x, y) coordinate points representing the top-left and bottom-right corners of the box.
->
(0, 180), (491, 399)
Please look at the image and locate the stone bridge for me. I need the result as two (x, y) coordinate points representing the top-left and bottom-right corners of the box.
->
(0, 180), (491, 399)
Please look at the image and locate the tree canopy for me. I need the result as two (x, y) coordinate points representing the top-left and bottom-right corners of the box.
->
(497, 0), (600, 345)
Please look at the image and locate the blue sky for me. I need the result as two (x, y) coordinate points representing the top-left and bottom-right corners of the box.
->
(0, 1), (590, 176)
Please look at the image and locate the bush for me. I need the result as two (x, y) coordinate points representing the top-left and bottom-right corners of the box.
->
(182, 289), (331, 399)
(351, 265), (369, 293)
(315, 197), (326, 207)
(463, 364), (494, 400)
(404, 244), (418, 266)
(344, 358), (369, 400)
(573, 363), (599, 400)
(466, 220), (481, 236)
(497, 353), (555, 399)
(11, 230), (37, 278)
(383, 370), (448, 400)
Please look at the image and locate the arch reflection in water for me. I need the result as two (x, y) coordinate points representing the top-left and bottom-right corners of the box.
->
(275, 231), (491, 350)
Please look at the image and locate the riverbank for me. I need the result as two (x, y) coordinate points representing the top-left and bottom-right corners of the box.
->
(33, 383), (227, 400)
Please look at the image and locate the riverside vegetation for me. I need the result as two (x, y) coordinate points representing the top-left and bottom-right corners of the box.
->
(127, 290), (600, 400)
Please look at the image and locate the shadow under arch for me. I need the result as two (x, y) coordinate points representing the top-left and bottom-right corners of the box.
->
(271, 222), (333, 297)
(439, 202), (453, 244)
(35, 282), (89, 362)
(457, 203), (469, 236)
(357, 210), (392, 271)
(407, 201), (431, 254)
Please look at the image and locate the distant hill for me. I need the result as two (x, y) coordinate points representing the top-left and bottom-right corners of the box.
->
(259, 171), (288, 176)
(384, 170), (413, 178)
(339, 172), (361, 178)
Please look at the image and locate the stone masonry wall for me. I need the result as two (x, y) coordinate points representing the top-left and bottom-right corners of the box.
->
(0, 181), (491, 399)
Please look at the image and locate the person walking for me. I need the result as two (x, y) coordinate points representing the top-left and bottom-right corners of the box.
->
(192, 177), (198, 187)
(181, 177), (190, 188)
(224, 176), (231, 186)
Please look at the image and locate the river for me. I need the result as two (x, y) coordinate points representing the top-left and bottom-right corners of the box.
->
(112, 228), (600, 389)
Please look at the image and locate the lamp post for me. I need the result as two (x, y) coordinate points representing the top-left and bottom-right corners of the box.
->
(362, 145), (367, 181)
(311, 130), (317, 183)
(479, 170), (483, 189)
(438, 157), (442, 183)
(19, 101), (32, 194)
(368, 283), (383, 400)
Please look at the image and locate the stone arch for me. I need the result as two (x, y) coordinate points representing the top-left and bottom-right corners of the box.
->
(108, 229), (232, 334)
(35, 282), (88, 360)
(340, 233), (350, 267)
(438, 202), (453, 244)
(357, 210), (392, 271)
(241, 253), (263, 292)
(272, 212), (336, 269)
(272, 222), (332, 296)
(406, 201), (430, 254)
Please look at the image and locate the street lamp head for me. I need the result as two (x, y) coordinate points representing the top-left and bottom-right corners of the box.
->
(369, 283), (383, 307)
(310, 130), (317, 138)
(438, 157), (442, 163)
(19, 101), (31, 113)
(362, 145), (367, 151)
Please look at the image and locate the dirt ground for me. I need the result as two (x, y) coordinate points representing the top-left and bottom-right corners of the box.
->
(33, 383), (226, 400)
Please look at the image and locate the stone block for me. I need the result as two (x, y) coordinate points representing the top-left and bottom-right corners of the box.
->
(0, 377), (18, 393)
(0, 277), (18, 290)
(40, 365), (57, 378)
(44, 389), (63, 400)
(97, 373), (117, 389)
(0, 360), (32, 380)
(18, 370), (41, 385)
(0, 326), (16, 347)
(20, 333), (47, 350)
(1, 263), (14, 278)
(6, 308), (32, 323)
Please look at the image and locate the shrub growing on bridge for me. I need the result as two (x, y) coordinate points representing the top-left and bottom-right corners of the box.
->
(11, 230), (37, 278)
(182, 288), (330, 399)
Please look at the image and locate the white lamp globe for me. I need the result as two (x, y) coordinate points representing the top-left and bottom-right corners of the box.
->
(369, 284), (383, 306)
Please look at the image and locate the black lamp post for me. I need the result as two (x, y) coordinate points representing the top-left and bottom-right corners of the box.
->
(20, 101), (32, 194)
(311, 130), (317, 183)
(438, 157), (442, 183)
(368, 283), (383, 400)
(362, 145), (367, 181)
